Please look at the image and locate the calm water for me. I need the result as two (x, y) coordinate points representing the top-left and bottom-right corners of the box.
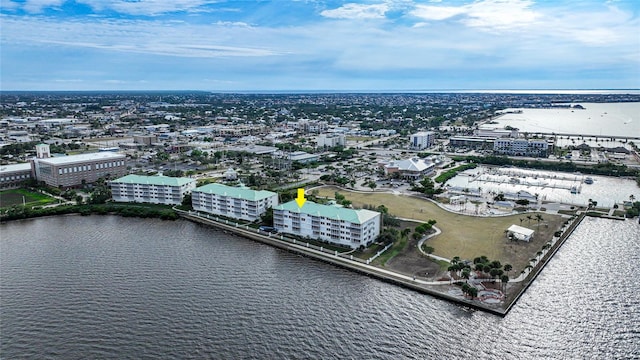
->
(1, 215), (639, 359)
(487, 102), (640, 138)
(446, 166), (640, 207)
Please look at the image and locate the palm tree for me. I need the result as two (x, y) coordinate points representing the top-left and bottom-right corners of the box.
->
(451, 256), (461, 265)
(535, 214), (543, 227)
(501, 274), (509, 291)
(526, 215), (533, 225)
(503, 264), (513, 276)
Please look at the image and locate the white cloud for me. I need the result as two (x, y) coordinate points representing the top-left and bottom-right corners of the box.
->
(21, 0), (65, 13)
(320, 3), (389, 19)
(411, 0), (539, 30)
(15, 0), (223, 15)
(0, 17), (281, 58)
(410, 5), (465, 21)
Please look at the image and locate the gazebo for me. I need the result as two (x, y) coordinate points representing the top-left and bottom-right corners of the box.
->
(507, 224), (535, 242)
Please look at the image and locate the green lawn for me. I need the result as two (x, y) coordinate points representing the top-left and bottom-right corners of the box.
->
(313, 186), (564, 273)
(0, 189), (58, 209)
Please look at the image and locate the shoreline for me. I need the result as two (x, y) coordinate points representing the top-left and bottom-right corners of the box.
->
(176, 208), (587, 316)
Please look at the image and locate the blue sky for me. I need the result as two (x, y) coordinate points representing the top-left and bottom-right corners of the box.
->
(1, 0), (639, 91)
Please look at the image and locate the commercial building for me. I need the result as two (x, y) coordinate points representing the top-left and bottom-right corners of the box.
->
(110, 174), (196, 205)
(192, 183), (278, 222)
(0, 163), (32, 190)
(410, 131), (435, 149)
(381, 157), (436, 179)
(494, 138), (549, 157)
(273, 201), (381, 249)
(31, 144), (127, 188)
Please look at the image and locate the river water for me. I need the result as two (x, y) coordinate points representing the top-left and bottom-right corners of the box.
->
(1, 215), (639, 359)
(485, 102), (640, 138)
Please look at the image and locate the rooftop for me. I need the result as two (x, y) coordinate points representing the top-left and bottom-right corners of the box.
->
(0, 163), (31, 173)
(111, 174), (195, 187)
(274, 200), (380, 224)
(194, 183), (277, 201)
(36, 152), (125, 165)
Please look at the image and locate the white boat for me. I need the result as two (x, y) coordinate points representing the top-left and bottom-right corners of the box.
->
(584, 177), (594, 184)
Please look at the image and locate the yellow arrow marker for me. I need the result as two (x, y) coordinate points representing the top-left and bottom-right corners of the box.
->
(295, 188), (306, 208)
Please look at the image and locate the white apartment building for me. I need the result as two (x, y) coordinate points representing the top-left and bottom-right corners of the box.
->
(273, 200), (381, 249)
(192, 183), (278, 222)
(110, 175), (196, 205)
(494, 138), (549, 157)
(410, 131), (435, 149)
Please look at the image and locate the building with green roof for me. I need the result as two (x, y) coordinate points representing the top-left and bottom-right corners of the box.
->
(273, 200), (381, 249)
(192, 183), (278, 221)
(110, 174), (196, 205)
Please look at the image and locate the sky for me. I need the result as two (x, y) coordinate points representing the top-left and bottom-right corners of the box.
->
(1, 0), (639, 91)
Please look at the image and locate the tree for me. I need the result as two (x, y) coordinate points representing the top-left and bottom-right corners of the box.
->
(501, 274), (509, 290)
(535, 214), (543, 227)
(366, 181), (377, 191)
(461, 268), (471, 279)
(468, 286), (478, 299)
(526, 215), (533, 225)
(423, 245), (434, 255)
(452, 256), (461, 265)
(503, 264), (513, 276)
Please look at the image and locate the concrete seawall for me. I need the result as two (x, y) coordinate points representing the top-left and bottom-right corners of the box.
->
(178, 210), (508, 316)
(503, 212), (586, 314)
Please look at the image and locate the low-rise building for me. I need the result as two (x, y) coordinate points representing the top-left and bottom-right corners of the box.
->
(494, 138), (549, 157)
(273, 200), (381, 249)
(192, 183), (278, 221)
(0, 163), (32, 190)
(381, 157), (436, 179)
(110, 174), (196, 205)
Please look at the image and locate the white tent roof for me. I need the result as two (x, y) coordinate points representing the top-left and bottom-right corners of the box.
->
(507, 224), (535, 237)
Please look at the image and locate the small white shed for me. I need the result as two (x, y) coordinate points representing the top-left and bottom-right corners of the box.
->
(507, 224), (535, 242)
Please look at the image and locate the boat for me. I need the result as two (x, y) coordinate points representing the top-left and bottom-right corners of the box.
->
(584, 177), (594, 184)
(570, 186), (580, 194)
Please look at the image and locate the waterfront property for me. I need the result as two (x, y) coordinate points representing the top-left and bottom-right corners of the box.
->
(109, 174), (196, 205)
(192, 183), (278, 221)
(273, 200), (381, 249)
(28, 144), (127, 188)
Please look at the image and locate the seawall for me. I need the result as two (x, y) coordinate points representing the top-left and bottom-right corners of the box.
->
(178, 210), (507, 316)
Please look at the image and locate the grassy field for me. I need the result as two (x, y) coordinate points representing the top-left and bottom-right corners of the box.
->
(312, 186), (564, 273)
(0, 189), (58, 209)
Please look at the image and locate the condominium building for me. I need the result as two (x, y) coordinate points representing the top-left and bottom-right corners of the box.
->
(494, 138), (549, 157)
(110, 174), (196, 205)
(273, 200), (381, 249)
(410, 131), (435, 149)
(30, 144), (126, 188)
(192, 183), (278, 222)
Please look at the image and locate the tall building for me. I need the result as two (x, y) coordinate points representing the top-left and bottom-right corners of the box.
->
(410, 131), (435, 149)
(273, 201), (381, 249)
(192, 183), (278, 222)
(110, 175), (196, 205)
(30, 144), (126, 188)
